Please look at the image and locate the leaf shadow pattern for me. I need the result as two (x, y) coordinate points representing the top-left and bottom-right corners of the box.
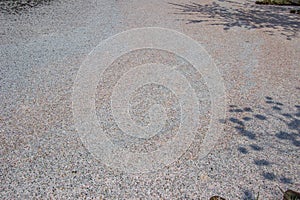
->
(169, 0), (300, 40)
(0, 0), (55, 14)
(242, 189), (255, 200)
(226, 96), (299, 184)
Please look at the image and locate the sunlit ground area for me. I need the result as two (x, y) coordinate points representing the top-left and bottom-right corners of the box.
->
(0, 0), (299, 199)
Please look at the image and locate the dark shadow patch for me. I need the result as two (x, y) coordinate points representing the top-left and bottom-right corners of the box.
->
(266, 100), (274, 104)
(235, 126), (256, 140)
(254, 159), (271, 166)
(280, 176), (293, 184)
(243, 117), (252, 121)
(229, 108), (244, 113)
(292, 140), (300, 147)
(229, 117), (245, 126)
(254, 114), (267, 120)
(242, 189), (255, 200)
(244, 107), (253, 112)
(272, 106), (282, 111)
(282, 113), (293, 118)
(0, 0), (56, 14)
(287, 119), (299, 130)
(262, 172), (276, 180)
(249, 144), (263, 151)
(238, 147), (248, 154)
(275, 131), (293, 140)
(276, 131), (300, 147)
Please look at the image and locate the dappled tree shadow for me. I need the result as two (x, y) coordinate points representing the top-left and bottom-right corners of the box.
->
(225, 95), (299, 184)
(169, 0), (300, 39)
(242, 189), (256, 200)
(0, 0), (55, 14)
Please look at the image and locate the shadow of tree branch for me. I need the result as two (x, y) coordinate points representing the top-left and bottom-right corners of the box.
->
(169, 0), (300, 39)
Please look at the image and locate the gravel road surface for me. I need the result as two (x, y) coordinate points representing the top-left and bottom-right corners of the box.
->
(0, 0), (299, 199)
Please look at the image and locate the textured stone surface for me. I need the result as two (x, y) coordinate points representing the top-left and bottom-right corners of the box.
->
(1, 0), (299, 199)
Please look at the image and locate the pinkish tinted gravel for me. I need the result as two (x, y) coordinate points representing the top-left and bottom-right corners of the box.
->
(0, 0), (299, 199)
